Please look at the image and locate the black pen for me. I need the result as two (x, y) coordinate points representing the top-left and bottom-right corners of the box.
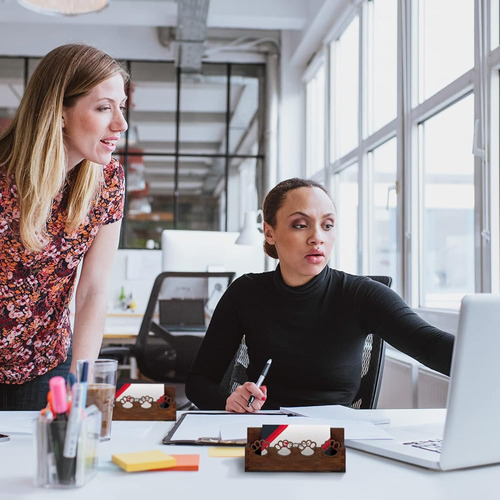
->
(247, 358), (272, 407)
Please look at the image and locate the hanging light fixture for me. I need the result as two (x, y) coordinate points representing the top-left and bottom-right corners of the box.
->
(17, 0), (109, 16)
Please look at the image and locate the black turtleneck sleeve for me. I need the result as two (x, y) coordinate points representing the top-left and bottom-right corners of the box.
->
(185, 267), (454, 410)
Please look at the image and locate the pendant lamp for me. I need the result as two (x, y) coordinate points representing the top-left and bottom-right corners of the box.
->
(17, 0), (109, 16)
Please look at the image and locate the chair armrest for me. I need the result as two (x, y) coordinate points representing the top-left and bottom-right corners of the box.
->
(150, 321), (175, 342)
(99, 346), (133, 357)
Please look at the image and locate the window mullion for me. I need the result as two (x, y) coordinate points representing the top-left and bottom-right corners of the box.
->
(475, 0), (492, 292)
(359, 2), (368, 274)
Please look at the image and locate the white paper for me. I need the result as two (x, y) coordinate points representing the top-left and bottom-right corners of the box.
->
(261, 424), (331, 448)
(280, 405), (391, 425)
(171, 414), (221, 441)
(222, 416), (392, 441)
(170, 414), (392, 442)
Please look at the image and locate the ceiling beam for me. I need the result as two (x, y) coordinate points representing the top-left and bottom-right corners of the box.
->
(289, 0), (349, 70)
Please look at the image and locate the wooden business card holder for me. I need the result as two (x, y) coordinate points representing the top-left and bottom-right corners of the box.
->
(113, 386), (176, 421)
(245, 427), (345, 472)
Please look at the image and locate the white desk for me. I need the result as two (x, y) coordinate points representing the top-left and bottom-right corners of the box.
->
(0, 409), (497, 500)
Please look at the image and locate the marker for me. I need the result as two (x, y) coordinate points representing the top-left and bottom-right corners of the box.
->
(67, 372), (77, 390)
(63, 362), (88, 458)
(247, 359), (272, 408)
(49, 376), (75, 484)
(50, 376), (68, 421)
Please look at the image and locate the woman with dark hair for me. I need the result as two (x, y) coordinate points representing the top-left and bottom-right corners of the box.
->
(185, 178), (454, 412)
(0, 44), (128, 410)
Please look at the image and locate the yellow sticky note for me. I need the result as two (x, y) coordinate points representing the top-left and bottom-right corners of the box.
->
(112, 450), (177, 472)
(208, 447), (245, 458)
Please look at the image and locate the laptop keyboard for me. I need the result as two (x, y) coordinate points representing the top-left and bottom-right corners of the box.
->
(403, 439), (442, 453)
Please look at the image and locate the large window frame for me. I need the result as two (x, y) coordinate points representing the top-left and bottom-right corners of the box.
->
(304, 53), (327, 178)
(120, 61), (266, 248)
(0, 57), (266, 250)
(304, 0), (500, 329)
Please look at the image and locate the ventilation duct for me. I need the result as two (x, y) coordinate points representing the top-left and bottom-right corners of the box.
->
(174, 0), (209, 73)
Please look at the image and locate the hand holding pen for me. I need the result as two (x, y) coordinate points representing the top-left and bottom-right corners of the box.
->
(225, 359), (272, 413)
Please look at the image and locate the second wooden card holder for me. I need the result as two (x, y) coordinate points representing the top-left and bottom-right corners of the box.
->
(113, 386), (176, 421)
(245, 427), (346, 472)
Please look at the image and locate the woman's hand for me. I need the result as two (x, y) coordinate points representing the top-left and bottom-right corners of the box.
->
(225, 382), (267, 413)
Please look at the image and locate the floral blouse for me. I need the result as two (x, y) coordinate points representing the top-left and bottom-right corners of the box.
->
(0, 158), (125, 384)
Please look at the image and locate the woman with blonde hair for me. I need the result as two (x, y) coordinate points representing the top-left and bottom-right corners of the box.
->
(0, 43), (128, 409)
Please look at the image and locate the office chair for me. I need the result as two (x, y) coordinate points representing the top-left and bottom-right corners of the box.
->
(219, 275), (392, 410)
(100, 271), (235, 409)
(349, 275), (391, 409)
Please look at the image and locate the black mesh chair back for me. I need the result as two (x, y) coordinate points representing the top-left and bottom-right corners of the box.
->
(349, 275), (392, 409)
(219, 336), (250, 394)
(220, 274), (392, 410)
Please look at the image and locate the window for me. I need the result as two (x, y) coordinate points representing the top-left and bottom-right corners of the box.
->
(119, 62), (265, 248)
(0, 57), (265, 249)
(417, 0), (474, 102)
(368, 138), (399, 293)
(419, 95), (475, 309)
(331, 15), (359, 160)
(307, 0), (500, 317)
(368, 0), (397, 132)
(305, 62), (326, 176)
(333, 163), (359, 274)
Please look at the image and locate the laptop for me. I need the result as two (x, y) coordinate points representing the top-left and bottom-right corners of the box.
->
(346, 294), (500, 470)
(159, 298), (207, 332)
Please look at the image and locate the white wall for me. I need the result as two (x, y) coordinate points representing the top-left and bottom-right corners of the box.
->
(278, 30), (305, 180)
(107, 249), (162, 314)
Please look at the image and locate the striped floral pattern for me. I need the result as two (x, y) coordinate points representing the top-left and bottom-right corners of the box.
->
(0, 158), (124, 383)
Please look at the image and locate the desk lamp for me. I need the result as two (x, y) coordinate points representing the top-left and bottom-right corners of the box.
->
(235, 210), (263, 246)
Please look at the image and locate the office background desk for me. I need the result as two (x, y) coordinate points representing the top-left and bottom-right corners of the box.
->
(102, 312), (206, 380)
(0, 409), (496, 500)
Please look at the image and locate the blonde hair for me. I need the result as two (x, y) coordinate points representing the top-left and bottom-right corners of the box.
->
(0, 44), (128, 252)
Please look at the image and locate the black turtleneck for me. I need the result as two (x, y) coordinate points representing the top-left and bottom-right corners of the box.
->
(185, 266), (454, 410)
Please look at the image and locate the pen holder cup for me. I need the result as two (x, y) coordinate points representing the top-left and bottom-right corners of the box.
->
(34, 405), (101, 488)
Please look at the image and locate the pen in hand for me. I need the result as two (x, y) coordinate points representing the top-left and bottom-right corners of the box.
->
(247, 358), (272, 408)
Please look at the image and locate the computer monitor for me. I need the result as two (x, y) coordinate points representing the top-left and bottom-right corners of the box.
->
(160, 229), (266, 302)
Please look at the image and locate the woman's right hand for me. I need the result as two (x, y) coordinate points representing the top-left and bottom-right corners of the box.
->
(225, 382), (267, 413)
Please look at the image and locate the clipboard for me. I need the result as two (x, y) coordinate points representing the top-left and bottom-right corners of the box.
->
(162, 412), (283, 446)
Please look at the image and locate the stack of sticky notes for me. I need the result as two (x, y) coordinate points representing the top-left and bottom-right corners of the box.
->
(112, 450), (200, 472)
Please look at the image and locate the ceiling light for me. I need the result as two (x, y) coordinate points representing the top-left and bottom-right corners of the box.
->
(17, 0), (109, 16)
